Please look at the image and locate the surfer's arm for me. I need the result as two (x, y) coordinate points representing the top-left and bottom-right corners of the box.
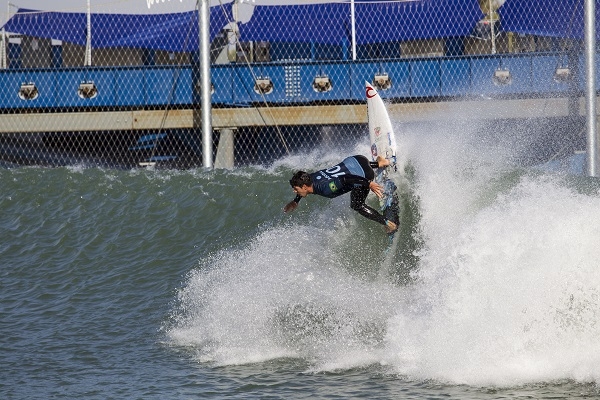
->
(283, 194), (302, 213)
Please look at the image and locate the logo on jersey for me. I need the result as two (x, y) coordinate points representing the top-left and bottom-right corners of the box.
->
(329, 182), (338, 192)
(366, 86), (377, 99)
(374, 126), (381, 136)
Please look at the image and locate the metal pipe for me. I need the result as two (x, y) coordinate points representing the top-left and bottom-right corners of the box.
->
(85, 0), (92, 66)
(1, 3), (8, 69)
(489, 0), (496, 54)
(1, 27), (6, 70)
(199, 0), (213, 168)
(585, 0), (598, 176)
(351, 0), (356, 61)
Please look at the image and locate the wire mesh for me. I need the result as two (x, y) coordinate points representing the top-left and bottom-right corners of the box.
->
(0, 0), (594, 168)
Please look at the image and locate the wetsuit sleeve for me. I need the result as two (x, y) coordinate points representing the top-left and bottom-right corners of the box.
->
(293, 194), (302, 204)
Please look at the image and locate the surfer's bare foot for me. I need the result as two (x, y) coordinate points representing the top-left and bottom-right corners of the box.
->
(376, 156), (390, 168)
(385, 220), (397, 233)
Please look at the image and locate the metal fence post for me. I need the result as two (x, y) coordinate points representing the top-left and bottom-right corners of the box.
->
(199, 0), (213, 168)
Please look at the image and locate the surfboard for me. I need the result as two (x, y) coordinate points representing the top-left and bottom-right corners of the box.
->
(366, 81), (400, 239)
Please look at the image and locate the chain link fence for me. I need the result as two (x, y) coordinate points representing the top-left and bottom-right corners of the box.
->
(0, 0), (593, 168)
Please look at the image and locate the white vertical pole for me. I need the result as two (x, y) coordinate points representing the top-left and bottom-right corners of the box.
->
(85, 0), (92, 66)
(489, 0), (496, 54)
(585, 0), (598, 176)
(351, 0), (356, 61)
(1, 27), (6, 70)
(199, 0), (213, 168)
(0, 2), (7, 69)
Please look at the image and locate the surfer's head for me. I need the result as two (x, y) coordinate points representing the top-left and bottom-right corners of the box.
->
(289, 171), (312, 188)
(289, 171), (313, 197)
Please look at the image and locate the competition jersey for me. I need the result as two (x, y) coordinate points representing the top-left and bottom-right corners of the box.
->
(310, 156), (370, 199)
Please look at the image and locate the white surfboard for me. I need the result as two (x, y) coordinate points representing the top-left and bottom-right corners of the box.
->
(366, 81), (397, 163)
(366, 81), (400, 238)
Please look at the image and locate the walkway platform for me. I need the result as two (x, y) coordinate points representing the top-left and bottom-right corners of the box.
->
(0, 96), (588, 134)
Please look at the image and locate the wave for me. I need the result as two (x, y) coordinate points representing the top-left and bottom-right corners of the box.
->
(166, 122), (600, 387)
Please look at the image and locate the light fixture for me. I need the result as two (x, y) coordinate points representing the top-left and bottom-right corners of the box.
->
(78, 80), (98, 99)
(373, 73), (392, 91)
(492, 67), (512, 86)
(254, 77), (273, 95)
(18, 82), (39, 100)
(553, 66), (571, 83)
(312, 75), (332, 93)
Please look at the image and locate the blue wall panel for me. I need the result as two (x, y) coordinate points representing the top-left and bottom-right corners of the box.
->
(298, 63), (351, 102)
(0, 52), (593, 110)
(532, 55), (569, 94)
(441, 58), (471, 96)
(232, 64), (289, 103)
(115, 68), (144, 106)
(0, 71), (21, 108)
(502, 56), (533, 94)
(145, 68), (178, 106)
(22, 70), (56, 108)
(471, 56), (532, 96)
(53, 69), (115, 108)
(0, 70), (56, 108)
(410, 59), (441, 97)
(172, 68), (193, 105)
(470, 57), (498, 95)
(211, 66), (233, 104)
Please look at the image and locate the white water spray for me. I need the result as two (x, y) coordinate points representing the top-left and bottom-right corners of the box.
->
(169, 127), (600, 386)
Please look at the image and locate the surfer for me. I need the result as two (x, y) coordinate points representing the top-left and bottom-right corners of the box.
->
(284, 155), (397, 233)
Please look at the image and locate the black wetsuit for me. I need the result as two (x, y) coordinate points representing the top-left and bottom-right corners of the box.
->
(293, 155), (387, 226)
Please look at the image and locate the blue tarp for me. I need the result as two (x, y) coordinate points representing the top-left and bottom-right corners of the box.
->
(499, 0), (598, 39)
(354, 0), (483, 44)
(238, 3), (349, 45)
(8, 1), (597, 53)
(2, 8), (232, 52)
(2, 1), (483, 51)
(237, 0), (483, 45)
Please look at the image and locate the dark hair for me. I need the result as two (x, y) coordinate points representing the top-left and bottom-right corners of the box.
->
(289, 171), (312, 188)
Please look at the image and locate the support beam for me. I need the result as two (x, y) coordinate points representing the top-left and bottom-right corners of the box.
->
(214, 128), (235, 169)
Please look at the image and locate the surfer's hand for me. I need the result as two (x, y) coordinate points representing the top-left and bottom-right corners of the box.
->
(369, 181), (384, 199)
(283, 201), (298, 213)
(376, 156), (390, 168)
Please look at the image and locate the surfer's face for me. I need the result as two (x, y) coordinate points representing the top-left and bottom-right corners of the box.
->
(292, 185), (310, 197)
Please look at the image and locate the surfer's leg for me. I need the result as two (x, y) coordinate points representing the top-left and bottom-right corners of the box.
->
(350, 186), (386, 225)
